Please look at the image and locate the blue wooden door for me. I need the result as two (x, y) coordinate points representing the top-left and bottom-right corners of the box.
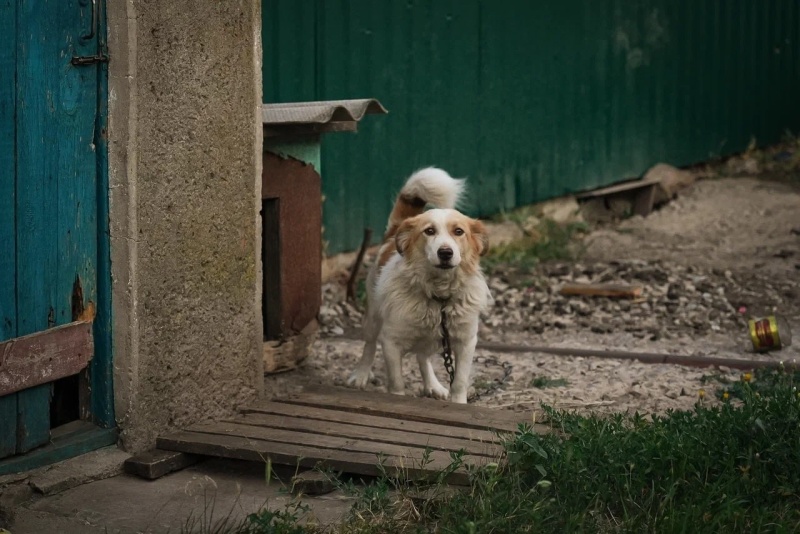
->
(0, 0), (112, 459)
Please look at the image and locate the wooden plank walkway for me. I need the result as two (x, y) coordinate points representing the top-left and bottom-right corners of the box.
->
(157, 386), (539, 485)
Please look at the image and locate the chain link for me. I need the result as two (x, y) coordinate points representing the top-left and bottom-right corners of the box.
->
(439, 304), (512, 401)
(468, 356), (514, 402)
(439, 308), (455, 386)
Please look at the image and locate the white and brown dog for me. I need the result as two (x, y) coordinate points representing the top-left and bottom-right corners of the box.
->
(347, 168), (493, 403)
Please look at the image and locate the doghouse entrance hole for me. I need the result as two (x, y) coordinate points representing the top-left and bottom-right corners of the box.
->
(262, 198), (282, 340)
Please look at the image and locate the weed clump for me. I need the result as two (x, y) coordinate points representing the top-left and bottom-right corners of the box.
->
(482, 219), (588, 271)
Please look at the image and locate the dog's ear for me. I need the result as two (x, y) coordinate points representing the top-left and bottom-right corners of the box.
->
(470, 219), (490, 257)
(395, 219), (415, 256)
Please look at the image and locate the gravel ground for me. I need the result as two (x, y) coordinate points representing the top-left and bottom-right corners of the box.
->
(266, 175), (800, 417)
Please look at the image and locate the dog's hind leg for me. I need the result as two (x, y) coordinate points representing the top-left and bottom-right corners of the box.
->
(382, 341), (405, 395)
(347, 309), (381, 389)
(417, 353), (449, 400)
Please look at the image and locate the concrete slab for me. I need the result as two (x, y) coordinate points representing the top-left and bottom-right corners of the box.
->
(0, 469), (40, 490)
(0, 484), (34, 527)
(9, 509), (110, 534)
(9, 459), (354, 533)
(29, 446), (131, 495)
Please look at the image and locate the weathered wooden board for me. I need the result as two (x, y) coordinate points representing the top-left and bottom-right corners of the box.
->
(0, 321), (94, 397)
(632, 184), (657, 217)
(262, 151), (322, 338)
(158, 430), (474, 485)
(0, 421), (118, 476)
(227, 413), (503, 457)
(0, 0), (108, 461)
(185, 420), (492, 465)
(576, 178), (658, 217)
(280, 386), (532, 432)
(0, 0), (18, 459)
(157, 387), (541, 484)
(560, 283), (643, 299)
(15, 0), (61, 454)
(10, 0), (101, 454)
(575, 177), (660, 199)
(240, 401), (502, 442)
(124, 450), (200, 480)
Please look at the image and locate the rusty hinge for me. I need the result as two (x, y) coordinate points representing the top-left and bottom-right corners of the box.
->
(71, 53), (109, 66)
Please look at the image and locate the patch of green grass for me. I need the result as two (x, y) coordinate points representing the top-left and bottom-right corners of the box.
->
(529, 376), (570, 389)
(483, 219), (588, 271)
(702, 369), (792, 402)
(717, 368), (791, 401)
(707, 135), (800, 186)
(395, 368), (800, 532)
(491, 205), (540, 226)
(238, 503), (314, 534)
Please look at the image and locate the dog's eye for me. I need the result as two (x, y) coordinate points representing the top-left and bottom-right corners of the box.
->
(423, 227), (436, 236)
(453, 227), (464, 236)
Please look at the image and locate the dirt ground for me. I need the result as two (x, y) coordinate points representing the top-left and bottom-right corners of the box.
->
(585, 177), (799, 278)
(266, 172), (800, 419)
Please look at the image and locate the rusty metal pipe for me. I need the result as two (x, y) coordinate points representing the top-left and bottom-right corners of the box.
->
(477, 342), (798, 371)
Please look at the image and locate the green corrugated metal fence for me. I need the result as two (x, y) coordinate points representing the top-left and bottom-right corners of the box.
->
(263, 0), (800, 254)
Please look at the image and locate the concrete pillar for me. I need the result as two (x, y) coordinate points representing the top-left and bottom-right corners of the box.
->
(107, 0), (264, 452)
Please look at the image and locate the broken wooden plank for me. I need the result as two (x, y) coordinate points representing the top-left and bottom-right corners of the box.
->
(576, 178), (658, 217)
(0, 321), (93, 396)
(559, 282), (643, 299)
(227, 412), (503, 457)
(157, 430), (473, 485)
(240, 401), (502, 442)
(280, 386), (531, 433)
(123, 449), (201, 480)
(632, 183), (657, 217)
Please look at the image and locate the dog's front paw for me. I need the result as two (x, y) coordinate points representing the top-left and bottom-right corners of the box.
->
(449, 388), (468, 404)
(424, 383), (450, 401)
(346, 369), (374, 389)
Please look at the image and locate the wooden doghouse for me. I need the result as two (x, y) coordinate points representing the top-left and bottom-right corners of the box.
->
(261, 100), (387, 373)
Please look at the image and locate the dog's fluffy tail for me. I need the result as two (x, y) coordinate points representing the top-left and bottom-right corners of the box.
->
(387, 167), (465, 230)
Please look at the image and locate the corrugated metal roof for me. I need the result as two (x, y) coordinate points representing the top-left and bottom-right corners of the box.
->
(262, 99), (387, 125)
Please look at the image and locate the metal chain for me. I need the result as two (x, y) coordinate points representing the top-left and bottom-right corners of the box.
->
(439, 308), (455, 386)
(468, 356), (514, 403)
(438, 302), (512, 401)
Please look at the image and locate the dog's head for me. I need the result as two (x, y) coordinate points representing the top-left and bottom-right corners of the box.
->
(395, 209), (489, 272)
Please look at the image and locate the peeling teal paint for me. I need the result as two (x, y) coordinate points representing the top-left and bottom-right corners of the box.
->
(93, 0), (114, 429)
(264, 137), (321, 172)
(0, 0), (114, 460)
(0, 0), (18, 459)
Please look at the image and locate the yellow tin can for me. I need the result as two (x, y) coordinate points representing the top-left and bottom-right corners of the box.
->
(748, 315), (792, 352)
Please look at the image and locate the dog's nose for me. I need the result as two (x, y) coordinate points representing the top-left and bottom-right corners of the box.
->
(437, 247), (454, 261)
